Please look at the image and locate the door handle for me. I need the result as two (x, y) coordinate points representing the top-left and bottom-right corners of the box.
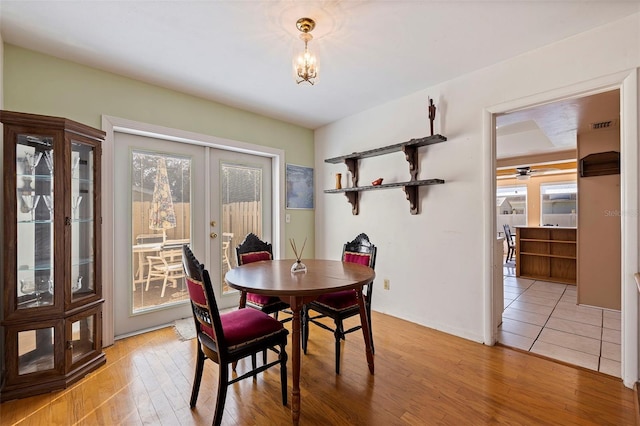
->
(210, 233), (218, 239)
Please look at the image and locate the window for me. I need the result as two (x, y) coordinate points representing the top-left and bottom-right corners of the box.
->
(540, 182), (577, 227)
(497, 186), (527, 235)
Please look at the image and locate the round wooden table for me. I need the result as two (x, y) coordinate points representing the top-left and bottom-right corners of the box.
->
(225, 259), (375, 425)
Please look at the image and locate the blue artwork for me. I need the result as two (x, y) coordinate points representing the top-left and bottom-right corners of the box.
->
(286, 164), (314, 209)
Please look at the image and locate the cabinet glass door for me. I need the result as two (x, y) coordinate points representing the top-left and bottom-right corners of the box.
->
(16, 135), (55, 309)
(71, 141), (95, 301)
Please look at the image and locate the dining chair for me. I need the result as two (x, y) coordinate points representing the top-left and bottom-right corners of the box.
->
(235, 233), (291, 321)
(145, 248), (185, 297)
(182, 245), (288, 426)
(302, 233), (377, 374)
(503, 224), (516, 262)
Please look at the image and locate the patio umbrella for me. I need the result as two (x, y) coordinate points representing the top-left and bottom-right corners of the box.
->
(148, 157), (177, 241)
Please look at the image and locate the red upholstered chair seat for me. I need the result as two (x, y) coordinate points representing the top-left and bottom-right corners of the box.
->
(315, 290), (358, 310)
(247, 293), (281, 307)
(208, 308), (285, 348)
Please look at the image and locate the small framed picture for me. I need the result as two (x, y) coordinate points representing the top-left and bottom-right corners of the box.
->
(286, 163), (314, 209)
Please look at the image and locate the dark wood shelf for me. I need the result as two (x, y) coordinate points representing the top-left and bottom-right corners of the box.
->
(324, 179), (445, 193)
(325, 134), (447, 164)
(324, 135), (447, 215)
(580, 151), (620, 177)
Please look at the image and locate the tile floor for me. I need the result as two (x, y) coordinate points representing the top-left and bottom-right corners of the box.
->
(498, 262), (621, 378)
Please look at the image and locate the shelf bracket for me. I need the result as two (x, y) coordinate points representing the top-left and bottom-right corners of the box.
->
(344, 191), (359, 215)
(403, 185), (419, 215)
(402, 145), (419, 181)
(344, 158), (358, 187)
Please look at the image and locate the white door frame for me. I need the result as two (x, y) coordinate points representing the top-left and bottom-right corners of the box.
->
(100, 115), (286, 346)
(482, 69), (639, 388)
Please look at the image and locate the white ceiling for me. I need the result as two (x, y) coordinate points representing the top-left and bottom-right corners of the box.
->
(1, 1), (637, 130)
(496, 89), (621, 160)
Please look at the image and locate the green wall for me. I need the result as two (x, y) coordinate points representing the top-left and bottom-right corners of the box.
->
(3, 44), (315, 258)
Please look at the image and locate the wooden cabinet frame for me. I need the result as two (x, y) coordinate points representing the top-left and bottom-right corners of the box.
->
(1, 110), (106, 401)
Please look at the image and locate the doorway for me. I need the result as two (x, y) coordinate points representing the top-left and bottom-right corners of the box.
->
(102, 116), (284, 343)
(484, 70), (639, 388)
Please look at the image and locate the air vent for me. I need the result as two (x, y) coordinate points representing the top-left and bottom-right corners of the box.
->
(590, 119), (618, 130)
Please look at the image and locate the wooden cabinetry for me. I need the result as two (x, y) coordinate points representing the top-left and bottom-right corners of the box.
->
(1, 110), (106, 401)
(515, 227), (576, 285)
(324, 135), (446, 214)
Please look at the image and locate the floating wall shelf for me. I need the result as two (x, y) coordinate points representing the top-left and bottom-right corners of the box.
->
(324, 134), (446, 214)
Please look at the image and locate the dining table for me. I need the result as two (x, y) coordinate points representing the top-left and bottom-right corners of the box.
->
(224, 258), (375, 425)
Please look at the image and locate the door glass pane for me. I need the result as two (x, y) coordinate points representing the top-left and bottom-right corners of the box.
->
(16, 135), (54, 309)
(72, 141), (95, 301)
(541, 182), (577, 227)
(131, 151), (191, 314)
(221, 163), (263, 294)
(496, 185), (527, 235)
(18, 327), (55, 375)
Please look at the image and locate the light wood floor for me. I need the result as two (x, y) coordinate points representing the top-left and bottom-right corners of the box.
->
(1, 312), (635, 425)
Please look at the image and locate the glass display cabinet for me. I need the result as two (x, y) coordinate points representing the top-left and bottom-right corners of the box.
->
(1, 110), (105, 401)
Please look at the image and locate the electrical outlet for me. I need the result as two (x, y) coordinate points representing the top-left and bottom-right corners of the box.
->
(383, 279), (390, 290)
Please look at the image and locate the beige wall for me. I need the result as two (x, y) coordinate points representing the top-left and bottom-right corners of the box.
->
(498, 172), (577, 227)
(2, 44), (315, 259)
(577, 128), (621, 310)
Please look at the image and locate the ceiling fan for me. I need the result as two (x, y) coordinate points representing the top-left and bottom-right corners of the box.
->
(513, 166), (558, 180)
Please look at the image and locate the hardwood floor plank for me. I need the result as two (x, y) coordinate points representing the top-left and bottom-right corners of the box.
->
(1, 312), (634, 425)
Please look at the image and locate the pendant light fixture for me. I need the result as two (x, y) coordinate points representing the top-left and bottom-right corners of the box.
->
(293, 17), (318, 85)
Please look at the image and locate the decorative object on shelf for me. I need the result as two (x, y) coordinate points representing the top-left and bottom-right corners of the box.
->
(71, 153), (81, 179)
(290, 237), (307, 273)
(286, 163), (314, 209)
(42, 195), (54, 221)
(24, 151), (42, 175)
(371, 178), (383, 186)
(72, 276), (83, 292)
(21, 194), (40, 221)
(428, 97), (437, 136)
(294, 17), (318, 85)
(71, 195), (83, 220)
(43, 150), (54, 174)
(335, 173), (342, 189)
(324, 134), (446, 214)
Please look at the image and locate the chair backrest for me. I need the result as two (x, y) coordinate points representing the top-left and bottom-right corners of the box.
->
(182, 245), (226, 347)
(503, 224), (515, 246)
(342, 233), (377, 270)
(236, 233), (273, 266)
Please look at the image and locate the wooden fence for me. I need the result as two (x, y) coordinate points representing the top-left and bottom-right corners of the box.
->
(132, 201), (262, 263)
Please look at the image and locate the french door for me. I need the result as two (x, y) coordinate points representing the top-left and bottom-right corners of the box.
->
(113, 132), (271, 337)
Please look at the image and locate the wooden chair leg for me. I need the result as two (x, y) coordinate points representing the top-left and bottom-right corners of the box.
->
(302, 306), (309, 354)
(279, 341), (288, 406)
(251, 354), (257, 379)
(366, 307), (375, 355)
(213, 363), (229, 426)
(334, 320), (344, 375)
(190, 345), (206, 408)
(262, 349), (267, 365)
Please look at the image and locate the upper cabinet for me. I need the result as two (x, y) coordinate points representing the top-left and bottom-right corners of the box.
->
(324, 134), (446, 214)
(1, 110), (106, 401)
